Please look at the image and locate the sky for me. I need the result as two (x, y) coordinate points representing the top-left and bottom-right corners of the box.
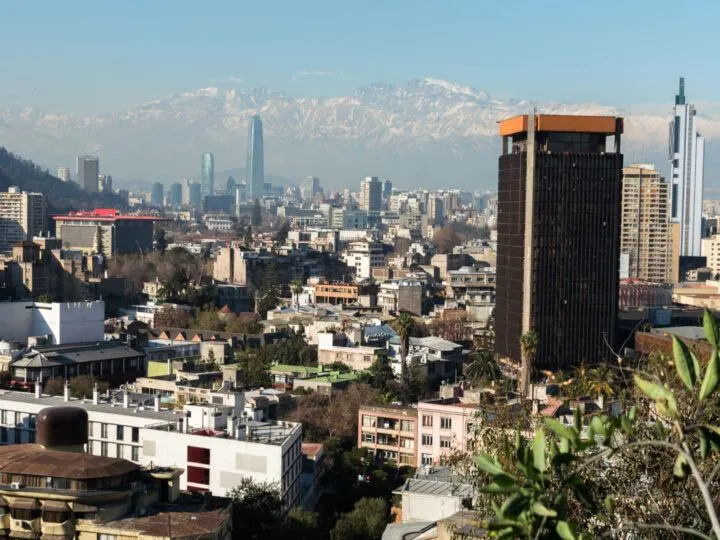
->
(1, 0), (719, 115)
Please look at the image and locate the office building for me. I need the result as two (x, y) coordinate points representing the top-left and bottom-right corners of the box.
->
(54, 208), (167, 257)
(383, 179), (393, 200)
(150, 182), (164, 207)
(56, 167), (70, 182)
(246, 115), (265, 200)
(181, 179), (201, 207)
(201, 152), (215, 197)
(359, 176), (382, 213)
(427, 196), (445, 225)
(670, 78), (705, 256)
(0, 187), (46, 254)
(495, 114), (623, 383)
(76, 155), (99, 193)
(620, 164), (673, 282)
(302, 176), (320, 201)
(226, 176), (237, 196)
(169, 181), (182, 207)
(97, 174), (112, 193)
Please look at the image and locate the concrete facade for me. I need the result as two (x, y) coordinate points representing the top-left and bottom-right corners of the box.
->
(0, 301), (104, 345)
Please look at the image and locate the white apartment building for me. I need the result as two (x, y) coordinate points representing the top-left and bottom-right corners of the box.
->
(56, 167), (71, 182)
(701, 234), (720, 277)
(0, 187), (46, 254)
(0, 300), (104, 345)
(0, 385), (302, 509)
(342, 241), (385, 279)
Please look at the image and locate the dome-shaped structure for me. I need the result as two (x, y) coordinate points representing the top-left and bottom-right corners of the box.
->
(36, 406), (88, 449)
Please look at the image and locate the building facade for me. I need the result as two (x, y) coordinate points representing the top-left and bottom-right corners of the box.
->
(359, 176), (382, 213)
(358, 405), (417, 465)
(495, 114), (623, 377)
(150, 182), (164, 207)
(201, 152), (215, 198)
(56, 167), (71, 182)
(76, 155), (99, 193)
(620, 164), (673, 282)
(0, 187), (46, 254)
(669, 78), (705, 257)
(246, 115), (265, 200)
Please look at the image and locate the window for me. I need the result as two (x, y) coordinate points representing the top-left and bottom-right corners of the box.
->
(362, 433), (375, 443)
(421, 434), (433, 446)
(116, 425), (124, 441)
(466, 423), (475, 434)
(101, 442), (108, 457)
(440, 417), (452, 430)
(421, 453), (433, 465)
(42, 510), (70, 523)
(440, 437), (452, 449)
(0, 411), (5, 424)
(12, 508), (38, 521)
(187, 446), (211, 465)
(187, 466), (210, 485)
(132, 427), (139, 443)
(400, 420), (413, 432)
(101, 423), (108, 438)
(362, 415), (376, 427)
(422, 415), (433, 427)
(131, 446), (139, 461)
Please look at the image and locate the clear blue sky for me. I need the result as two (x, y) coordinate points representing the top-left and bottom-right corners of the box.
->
(1, 0), (718, 114)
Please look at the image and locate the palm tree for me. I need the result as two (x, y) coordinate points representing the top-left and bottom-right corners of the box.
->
(583, 365), (615, 399)
(465, 349), (502, 388)
(393, 312), (415, 385)
(290, 278), (304, 308)
(520, 330), (539, 397)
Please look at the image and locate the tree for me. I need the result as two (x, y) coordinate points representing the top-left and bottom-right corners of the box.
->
(225, 313), (263, 334)
(192, 310), (225, 332)
(255, 263), (282, 317)
(393, 312), (415, 385)
(227, 478), (282, 539)
(429, 312), (471, 343)
(520, 329), (539, 396)
(470, 308), (720, 539)
(332, 497), (389, 540)
(154, 228), (168, 253)
(273, 219), (290, 246)
(251, 198), (262, 227)
(465, 349), (502, 388)
(44, 376), (109, 399)
(237, 350), (272, 388)
(291, 278), (304, 308)
(94, 225), (105, 255)
(359, 354), (397, 395)
(37, 293), (54, 303)
(244, 224), (253, 247)
(408, 357), (428, 400)
(433, 225), (461, 254)
(285, 508), (320, 539)
(154, 307), (190, 328)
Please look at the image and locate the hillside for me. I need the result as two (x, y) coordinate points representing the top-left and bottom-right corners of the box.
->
(0, 147), (127, 216)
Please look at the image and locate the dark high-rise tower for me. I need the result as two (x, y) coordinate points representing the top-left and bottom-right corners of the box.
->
(495, 114), (624, 389)
(77, 155), (99, 193)
(246, 115), (265, 200)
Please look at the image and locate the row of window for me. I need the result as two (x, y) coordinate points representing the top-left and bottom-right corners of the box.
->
(421, 434), (452, 448)
(90, 422), (140, 443)
(421, 415), (453, 429)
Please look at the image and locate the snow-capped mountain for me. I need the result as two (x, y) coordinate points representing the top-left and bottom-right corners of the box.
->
(1, 78), (717, 190)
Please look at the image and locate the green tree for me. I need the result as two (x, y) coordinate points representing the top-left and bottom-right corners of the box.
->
(408, 357), (428, 400)
(255, 263), (282, 317)
(332, 497), (389, 540)
(237, 350), (272, 388)
(392, 312), (415, 385)
(465, 349), (502, 388)
(244, 224), (253, 247)
(154, 307), (190, 328)
(227, 478), (282, 539)
(154, 228), (168, 253)
(251, 198), (262, 227)
(273, 219), (290, 246)
(285, 508), (320, 539)
(359, 354), (397, 395)
(291, 278), (305, 308)
(37, 293), (54, 303)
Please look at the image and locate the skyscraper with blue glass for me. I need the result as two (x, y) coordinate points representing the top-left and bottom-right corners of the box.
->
(246, 115), (265, 200)
(201, 152), (215, 198)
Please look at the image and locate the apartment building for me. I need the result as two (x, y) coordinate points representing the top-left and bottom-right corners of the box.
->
(377, 279), (423, 315)
(314, 282), (360, 305)
(0, 187), (46, 254)
(317, 332), (383, 371)
(357, 405), (417, 465)
(342, 241), (386, 279)
(416, 398), (479, 466)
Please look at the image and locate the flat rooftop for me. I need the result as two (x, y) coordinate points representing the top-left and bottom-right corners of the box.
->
(498, 114), (623, 136)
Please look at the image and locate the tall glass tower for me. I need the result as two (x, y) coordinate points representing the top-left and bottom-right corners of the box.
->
(201, 152), (215, 198)
(669, 77), (705, 256)
(246, 115), (265, 200)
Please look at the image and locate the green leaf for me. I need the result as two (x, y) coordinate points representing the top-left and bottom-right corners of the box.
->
(556, 521), (577, 540)
(500, 493), (529, 518)
(673, 452), (689, 478)
(703, 309), (719, 347)
(699, 350), (720, 401)
(573, 407), (582, 433)
(475, 453), (504, 476)
(699, 429), (709, 459)
(532, 501), (557, 517)
(672, 335), (696, 390)
(533, 428), (546, 473)
(633, 375), (678, 418)
(604, 496), (615, 514)
(627, 406), (637, 422)
(545, 418), (576, 441)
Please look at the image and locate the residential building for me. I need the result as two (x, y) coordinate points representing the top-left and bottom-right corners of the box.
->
(392, 467), (474, 524)
(378, 279), (423, 315)
(430, 254), (469, 282)
(387, 336), (466, 383)
(201, 152), (215, 198)
(0, 406), (233, 540)
(150, 182), (164, 207)
(427, 196), (445, 225)
(359, 176), (382, 213)
(701, 235), (720, 277)
(181, 179), (201, 207)
(447, 265), (496, 299)
(97, 174), (112, 193)
(0, 187), (46, 254)
(329, 208), (368, 229)
(342, 241), (385, 279)
(495, 114), (623, 380)
(620, 164), (673, 282)
(357, 404), (417, 465)
(247, 115), (265, 200)
(317, 332), (383, 371)
(56, 167), (70, 182)
(314, 282), (361, 305)
(54, 209), (167, 257)
(76, 155), (99, 193)
(416, 398), (479, 465)
(669, 77), (705, 256)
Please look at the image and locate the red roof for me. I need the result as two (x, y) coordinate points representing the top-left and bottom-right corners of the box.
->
(53, 208), (168, 222)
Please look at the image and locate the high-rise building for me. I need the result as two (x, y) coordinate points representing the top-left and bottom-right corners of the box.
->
(620, 164), (673, 283)
(670, 77), (705, 256)
(226, 176), (237, 196)
(98, 174), (112, 193)
(427, 196), (445, 225)
(359, 176), (382, 213)
(201, 152), (215, 197)
(77, 155), (99, 193)
(383, 179), (393, 200)
(0, 186), (47, 253)
(169, 182), (182, 207)
(56, 167), (71, 182)
(495, 114), (623, 385)
(151, 182), (164, 207)
(181, 179), (201, 207)
(302, 176), (320, 201)
(246, 115), (265, 200)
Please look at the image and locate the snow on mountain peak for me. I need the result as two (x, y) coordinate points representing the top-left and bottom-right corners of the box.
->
(418, 78), (490, 100)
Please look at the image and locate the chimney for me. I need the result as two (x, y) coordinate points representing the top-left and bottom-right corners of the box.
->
(34, 379), (41, 399)
(92, 383), (99, 405)
(123, 391), (129, 408)
(245, 422), (252, 440)
(63, 380), (70, 402)
(154, 394), (161, 412)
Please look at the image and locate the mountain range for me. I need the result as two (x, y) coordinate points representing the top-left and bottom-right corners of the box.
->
(1, 78), (718, 191)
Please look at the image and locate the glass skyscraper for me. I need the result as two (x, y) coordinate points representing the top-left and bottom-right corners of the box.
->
(246, 115), (265, 200)
(669, 77), (705, 256)
(201, 152), (215, 198)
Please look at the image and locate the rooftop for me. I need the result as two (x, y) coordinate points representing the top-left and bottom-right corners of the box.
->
(650, 326), (707, 341)
(53, 209), (169, 222)
(389, 336), (462, 352)
(498, 114), (623, 137)
(12, 341), (143, 368)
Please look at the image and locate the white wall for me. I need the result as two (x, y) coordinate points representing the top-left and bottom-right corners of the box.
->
(0, 301), (104, 345)
(402, 492), (464, 523)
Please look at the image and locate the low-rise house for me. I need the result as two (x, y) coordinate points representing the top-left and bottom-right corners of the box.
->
(387, 336), (467, 383)
(317, 332), (383, 371)
(392, 466), (474, 523)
